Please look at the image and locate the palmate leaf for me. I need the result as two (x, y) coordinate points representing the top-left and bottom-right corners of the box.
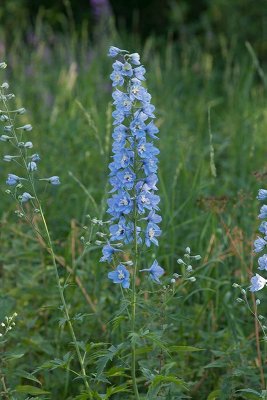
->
(104, 384), (130, 399)
(146, 374), (187, 398)
(15, 370), (42, 385)
(33, 352), (73, 373)
(95, 343), (125, 378)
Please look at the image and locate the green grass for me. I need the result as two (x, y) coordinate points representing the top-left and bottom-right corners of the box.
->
(0, 11), (267, 400)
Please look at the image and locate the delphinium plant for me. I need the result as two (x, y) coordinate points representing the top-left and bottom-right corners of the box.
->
(0, 62), (93, 398)
(96, 46), (201, 399)
(98, 45), (163, 399)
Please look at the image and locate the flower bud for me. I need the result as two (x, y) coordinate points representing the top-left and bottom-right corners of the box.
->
(24, 142), (33, 148)
(6, 93), (15, 100)
(0, 135), (12, 141)
(16, 108), (26, 115)
(188, 276), (196, 282)
(17, 124), (32, 131)
(236, 298), (244, 303)
(1, 82), (9, 89)
(4, 125), (13, 132)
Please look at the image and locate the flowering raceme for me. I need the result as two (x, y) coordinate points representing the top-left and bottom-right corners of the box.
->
(101, 46), (164, 287)
(250, 189), (267, 292)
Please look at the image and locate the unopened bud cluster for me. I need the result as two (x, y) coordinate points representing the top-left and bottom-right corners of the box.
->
(172, 246), (201, 284)
(0, 312), (18, 338)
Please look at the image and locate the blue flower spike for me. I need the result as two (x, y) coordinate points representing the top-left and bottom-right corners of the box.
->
(250, 188), (267, 292)
(101, 46), (164, 288)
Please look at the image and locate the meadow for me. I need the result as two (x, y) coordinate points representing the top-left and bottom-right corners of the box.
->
(0, 9), (267, 400)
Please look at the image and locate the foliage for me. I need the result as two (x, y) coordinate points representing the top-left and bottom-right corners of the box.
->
(0, 5), (267, 400)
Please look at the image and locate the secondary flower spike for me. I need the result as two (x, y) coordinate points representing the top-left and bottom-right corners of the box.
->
(250, 188), (267, 292)
(101, 46), (164, 288)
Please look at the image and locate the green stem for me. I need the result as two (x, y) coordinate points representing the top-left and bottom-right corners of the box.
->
(38, 206), (93, 397)
(131, 136), (140, 400)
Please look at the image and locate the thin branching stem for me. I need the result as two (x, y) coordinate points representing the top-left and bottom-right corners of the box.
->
(1, 89), (93, 398)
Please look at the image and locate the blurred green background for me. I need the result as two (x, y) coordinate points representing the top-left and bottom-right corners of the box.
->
(0, 1), (267, 399)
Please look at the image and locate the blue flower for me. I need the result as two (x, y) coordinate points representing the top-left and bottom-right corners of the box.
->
(259, 221), (267, 235)
(258, 205), (267, 219)
(27, 161), (37, 171)
(49, 176), (60, 185)
(109, 218), (127, 241)
(254, 237), (267, 253)
(145, 222), (161, 247)
(108, 46), (123, 58)
(110, 69), (124, 87)
(134, 66), (146, 80)
(107, 191), (133, 217)
(100, 243), (121, 263)
(140, 260), (164, 283)
(108, 264), (130, 288)
(257, 189), (267, 201)
(137, 191), (160, 214)
(146, 210), (162, 224)
(121, 62), (133, 77)
(30, 153), (41, 162)
(258, 254), (267, 271)
(146, 121), (159, 139)
(128, 53), (140, 65)
(250, 273), (267, 292)
(6, 174), (22, 186)
(137, 138), (160, 159)
(20, 192), (34, 203)
(143, 156), (159, 175)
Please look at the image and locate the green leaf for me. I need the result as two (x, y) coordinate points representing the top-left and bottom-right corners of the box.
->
(15, 370), (42, 385)
(135, 346), (153, 355)
(4, 350), (25, 361)
(207, 389), (221, 400)
(204, 360), (228, 368)
(235, 389), (262, 399)
(15, 385), (50, 395)
(151, 375), (187, 389)
(95, 343), (124, 378)
(169, 346), (203, 353)
(104, 384), (130, 399)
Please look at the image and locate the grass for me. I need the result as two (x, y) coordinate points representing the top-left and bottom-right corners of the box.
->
(0, 10), (267, 400)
